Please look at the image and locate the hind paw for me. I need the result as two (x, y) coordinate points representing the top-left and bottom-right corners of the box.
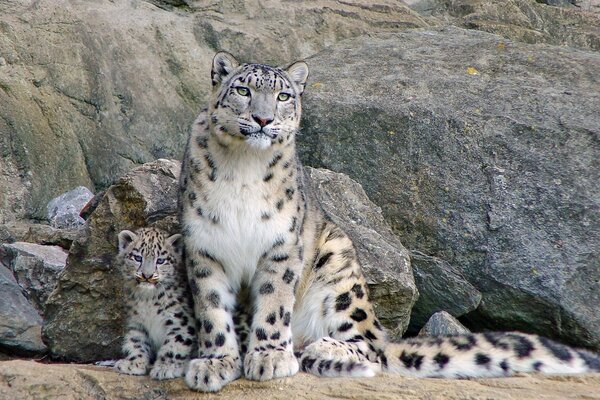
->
(185, 356), (241, 392)
(150, 359), (187, 380)
(244, 349), (299, 381)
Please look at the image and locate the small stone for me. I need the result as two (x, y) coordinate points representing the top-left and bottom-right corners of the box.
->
(418, 311), (471, 337)
(46, 187), (94, 229)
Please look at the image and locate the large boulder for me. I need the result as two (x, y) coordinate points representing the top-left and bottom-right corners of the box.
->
(0, 266), (46, 355)
(0, 242), (67, 314)
(0, 0), (428, 223)
(298, 27), (600, 350)
(46, 186), (93, 229)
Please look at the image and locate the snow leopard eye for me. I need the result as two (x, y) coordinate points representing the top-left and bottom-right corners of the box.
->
(277, 93), (290, 101)
(132, 254), (142, 263)
(236, 87), (250, 96)
(156, 258), (166, 265)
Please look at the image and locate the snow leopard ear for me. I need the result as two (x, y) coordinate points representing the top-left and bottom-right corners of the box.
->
(166, 233), (183, 255)
(212, 51), (240, 87)
(285, 61), (309, 95)
(118, 230), (137, 252)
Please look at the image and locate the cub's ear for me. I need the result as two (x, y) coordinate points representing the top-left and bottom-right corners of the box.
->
(285, 61), (309, 95)
(212, 51), (240, 87)
(118, 230), (137, 252)
(166, 233), (183, 255)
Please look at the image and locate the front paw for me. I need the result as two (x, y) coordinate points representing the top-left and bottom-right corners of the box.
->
(243, 349), (299, 381)
(184, 355), (242, 392)
(150, 360), (187, 380)
(114, 357), (150, 376)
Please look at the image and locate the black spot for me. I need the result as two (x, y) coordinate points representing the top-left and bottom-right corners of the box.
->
(188, 326), (196, 336)
(475, 353), (491, 366)
(279, 306), (285, 319)
(270, 332), (281, 340)
(196, 207), (204, 217)
(450, 335), (477, 351)
(195, 268), (212, 279)
(483, 332), (510, 350)
(259, 282), (275, 295)
(374, 319), (383, 331)
(285, 188), (295, 200)
(365, 330), (377, 341)
(302, 357), (316, 371)
(400, 351), (424, 370)
(335, 292), (352, 312)
(204, 320), (213, 334)
(350, 308), (367, 322)
(266, 312), (277, 325)
(351, 284), (365, 299)
(268, 153), (283, 168)
(289, 217), (297, 232)
(532, 361), (542, 371)
(271, 254), (289, 262)
(256, 328), (268, 341)
(500, 360), (510, 372)
(338, 322), (353, 332)
(165, 320), (174, 326)
(175, 334), (184, 343)
(263, 172), (274, 182)
(314, 252), (333, 270)
(282, 269), (295, 284)
(283, 312), (291, 326)
(206, 291), (221, 308)
(261, 212), (271, 221)
(433, 352), (449, 369)
(511, 334), (535, 358)
(215, 333), (226, 347)
(276, 199), (284, 210)
(539, 336), (572, 361)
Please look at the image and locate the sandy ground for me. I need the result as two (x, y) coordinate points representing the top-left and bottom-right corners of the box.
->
(0, 360), (599, 400)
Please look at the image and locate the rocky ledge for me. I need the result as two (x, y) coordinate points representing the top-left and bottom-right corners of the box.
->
(0, 360), (599, 400)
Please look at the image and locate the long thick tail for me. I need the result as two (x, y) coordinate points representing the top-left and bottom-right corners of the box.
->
(380, 332), (600, 378)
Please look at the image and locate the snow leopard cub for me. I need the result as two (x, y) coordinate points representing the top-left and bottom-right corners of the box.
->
(115, 227), (196, 380)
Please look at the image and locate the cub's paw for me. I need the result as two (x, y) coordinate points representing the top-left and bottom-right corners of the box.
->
(150, 360), (187, 380)
(243, 349), (299, 381)
(184, 356), (242, 392)
(114, 358), (150, 376)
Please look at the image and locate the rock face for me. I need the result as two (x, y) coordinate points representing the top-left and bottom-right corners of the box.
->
(0, 242), (67, 314)
(408, 251), (481, 335)
(0, 0), (428, 223)
(418, 311), (471, 337)
(306, 168), (417, 338)
(43, 159), (181, 362)
(43, 160), (414, 361)
(0, 267), (46, 355)
(299, 27), (600, 350)
(46, 186), (93, 229)
(1, 360), (600, 400)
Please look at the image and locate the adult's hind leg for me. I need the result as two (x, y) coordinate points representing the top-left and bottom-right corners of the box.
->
(293, 224), (387, 377)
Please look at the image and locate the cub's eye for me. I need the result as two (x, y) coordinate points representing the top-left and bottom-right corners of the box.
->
(236, 87), (250, 96)
(132, 254), (142, 263)
(277, 93), (291, 102)
(156, 258), (166, 265)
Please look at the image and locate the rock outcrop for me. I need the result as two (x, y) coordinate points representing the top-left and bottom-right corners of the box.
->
(418, 311), (471, 337)
(299, 27), (600, 350)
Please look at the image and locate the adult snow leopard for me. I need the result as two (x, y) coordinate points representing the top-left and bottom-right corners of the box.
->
(178, 52), (600, 392)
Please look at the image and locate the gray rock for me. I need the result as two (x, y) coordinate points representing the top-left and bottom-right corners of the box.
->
(418, 311), (471, 337)
(0, 221), (82, 250)
(407, 251), (481, 335)
(306, 167), (417, 338)
(0, 0), (427, 223)
(299, 27), (600, 350)
(0, 242), (67, 315)
(43, 159), (181, 362)
(0, 266), (47, 355)
(46, 187), (93, 229)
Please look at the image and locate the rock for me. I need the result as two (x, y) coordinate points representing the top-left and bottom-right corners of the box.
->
(0, 266), (47, 355)
(407, 251), (481, 335)
(0, 0), (428, 223)
(2, 360), (600, 400)
(0, 221), (82, 250)
(410, 0), (600, 51)
(306, 167), (417, 338)
(43, 159), (181, 362)
(299, 27), (600, 350)
(0, 242), (67, 314)
(418, 311), (471, 337)
(46, 186), (93, 229)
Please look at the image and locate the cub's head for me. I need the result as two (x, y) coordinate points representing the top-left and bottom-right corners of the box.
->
(209, 52), (309, 150)
(117, 227), (182, 290)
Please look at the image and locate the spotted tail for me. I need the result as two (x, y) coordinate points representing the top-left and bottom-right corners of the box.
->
(380, 332), (600, 378)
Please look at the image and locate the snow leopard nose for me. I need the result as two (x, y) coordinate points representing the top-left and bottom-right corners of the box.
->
(252, 115), (273, 127)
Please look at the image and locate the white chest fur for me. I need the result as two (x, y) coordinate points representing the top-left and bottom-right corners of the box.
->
(184, 147), (290, 292)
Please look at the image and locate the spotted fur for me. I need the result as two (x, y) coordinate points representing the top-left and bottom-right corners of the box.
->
(114, 227), (197, 380)
(179, 52), (600, 392)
